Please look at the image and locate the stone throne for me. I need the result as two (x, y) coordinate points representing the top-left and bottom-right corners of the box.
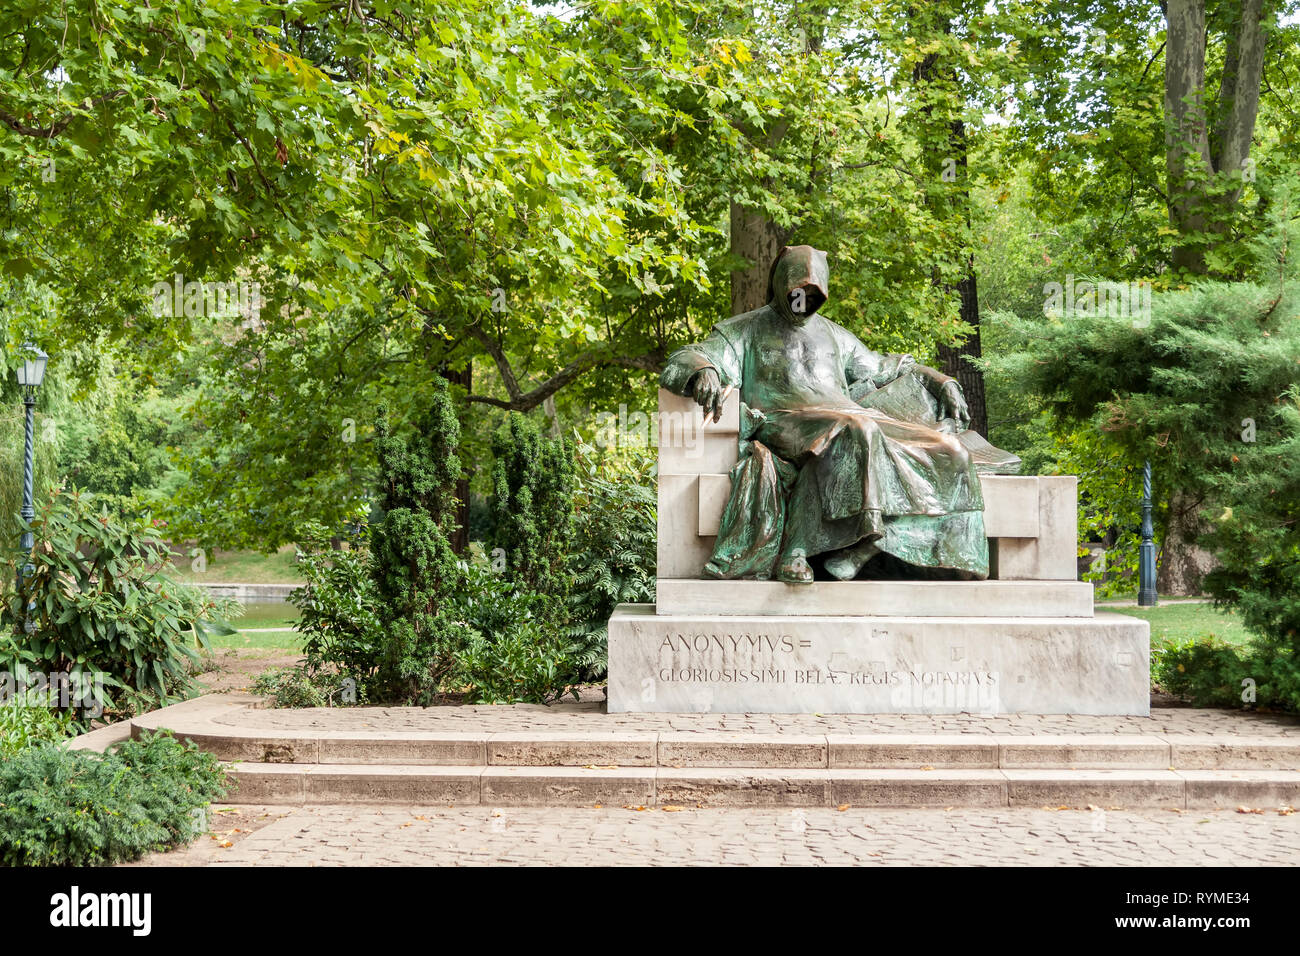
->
(605, 389), (1150, 715)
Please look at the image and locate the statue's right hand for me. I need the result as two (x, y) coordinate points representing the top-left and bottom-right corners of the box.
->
(690, 368), (724, 423)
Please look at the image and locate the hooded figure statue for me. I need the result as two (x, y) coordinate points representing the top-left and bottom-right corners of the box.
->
(660, 244), (992, 583)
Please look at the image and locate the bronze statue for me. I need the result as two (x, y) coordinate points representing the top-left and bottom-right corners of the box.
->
(661, 245), (1013, 584)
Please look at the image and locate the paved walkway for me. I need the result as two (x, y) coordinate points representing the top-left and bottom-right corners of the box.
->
(138, 804), (1300, 866)
(211, 699), (1300, 736)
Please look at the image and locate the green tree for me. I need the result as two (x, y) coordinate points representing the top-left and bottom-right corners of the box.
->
(369, 383), (463, 703)
(489, 414), (577, 609)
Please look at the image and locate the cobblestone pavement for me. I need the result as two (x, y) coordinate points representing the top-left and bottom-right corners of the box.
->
(215, 699), (1300, 736)
(137, 804), (1300, 866)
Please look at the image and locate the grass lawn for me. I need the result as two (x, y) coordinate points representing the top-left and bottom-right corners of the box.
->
(1109, 602), (1254, 648)
(233, 600), (300, 629)
(203, 599), (303, 651)
(176, 546), (305, 585)
(208, 629), (303, 651)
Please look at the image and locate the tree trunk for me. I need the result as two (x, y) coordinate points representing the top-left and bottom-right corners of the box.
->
(1164, 0), (1213, 273)
(911, 27), (989, 435)
(439, 361), (472, 555)
(1158, 1), (1267, 589)
(1156, 491), (1218, 596)
(730, 202), (786, 316)
(937, 259), (988, 436)
(1164, 0), (1270, 271)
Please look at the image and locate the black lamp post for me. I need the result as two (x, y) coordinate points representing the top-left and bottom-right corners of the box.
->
(1138, 460), (1157, 607)
(15, 343), (47, 623)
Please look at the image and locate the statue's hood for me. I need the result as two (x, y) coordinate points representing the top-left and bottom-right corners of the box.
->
(767, 245), (829, 319)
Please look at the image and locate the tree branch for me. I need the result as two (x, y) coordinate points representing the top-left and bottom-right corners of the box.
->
(0, 90), (126, 138)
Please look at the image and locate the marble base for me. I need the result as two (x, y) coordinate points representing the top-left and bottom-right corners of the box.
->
(655, 579), (1094, 617)
(607, 605), (1150, 716)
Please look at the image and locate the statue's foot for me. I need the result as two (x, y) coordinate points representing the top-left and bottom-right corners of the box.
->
(778, 550), (813, 585)
(824, 540), (882, 581)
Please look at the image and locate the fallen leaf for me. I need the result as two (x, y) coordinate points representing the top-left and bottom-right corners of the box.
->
(662, 805), (685, 812)
(220, 841), (233, 848)
(1277, 806), (1296, 816)
(1236, 806), (1265, 814)
(920, 765), (934, 771)
(585, 764), (617, 770)
(836, 804), (850, 811)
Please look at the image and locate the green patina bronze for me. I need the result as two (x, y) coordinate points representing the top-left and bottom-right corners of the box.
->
(661, 245), (1018, 585)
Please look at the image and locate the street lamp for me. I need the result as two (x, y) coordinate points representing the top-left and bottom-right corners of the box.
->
(15, 343), (47, 623)
(1138, 460), (1158, 607)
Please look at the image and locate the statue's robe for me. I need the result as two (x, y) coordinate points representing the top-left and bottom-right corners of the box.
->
(661, 303), (989, 581)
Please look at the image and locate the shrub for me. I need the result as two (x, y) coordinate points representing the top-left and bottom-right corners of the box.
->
(252, 665), (361, 708)
(370, 387), (465, 703)
(0, 487), (237, 717)
(489, 413), (576, 608)
(449, 558), (576, 704)
(1155, 638), (1300, 711)
(0, 730), (228, 866)
(0, 688), (79, 759)
(565, 440), (656, 679)
(290, 519), (383, 687)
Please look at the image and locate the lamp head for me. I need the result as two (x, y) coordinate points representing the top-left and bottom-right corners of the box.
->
(16, 343), (47, 394)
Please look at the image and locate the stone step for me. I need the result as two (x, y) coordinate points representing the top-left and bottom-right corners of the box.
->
(165, 726), (1300, 770)
(224, 764), (1300, 809)
(654, 578), (1096, 618)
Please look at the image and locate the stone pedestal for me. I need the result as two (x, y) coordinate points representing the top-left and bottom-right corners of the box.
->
(607, 605), (1150, 716)
(623, 390), (1150, 716)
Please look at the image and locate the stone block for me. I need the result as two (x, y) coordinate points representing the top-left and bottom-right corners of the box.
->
(657, 388), (739, 475)
(226, 763), (308, 804)
(990, 476), (1078, 581)
(1003, 769), (1183, 808)
(607, 605), (1150, 715)
(828, 769), (1007, 807)
(827, 735), (999, 769)
(486, 733), (658, 767)
(480, 767), (656, 807)
(303, 765), (482, 804)
(654, 579), (1095, 617)
(697, 473), (731, 537)
(657, 733), (828, 768)
(997, 735), (1170, 769)
(978, 476), (1040, 538)
(655, 768), (830, 806)
(657, 474), (717, 579)
(318, 734), (486, 766)
(1166, 736), (1300, 770)
(1179, 770), (1300, 808)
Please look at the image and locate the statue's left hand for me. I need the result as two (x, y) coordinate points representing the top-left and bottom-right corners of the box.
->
(690, 367), (725, 423)
(939, 380), (971, 432)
